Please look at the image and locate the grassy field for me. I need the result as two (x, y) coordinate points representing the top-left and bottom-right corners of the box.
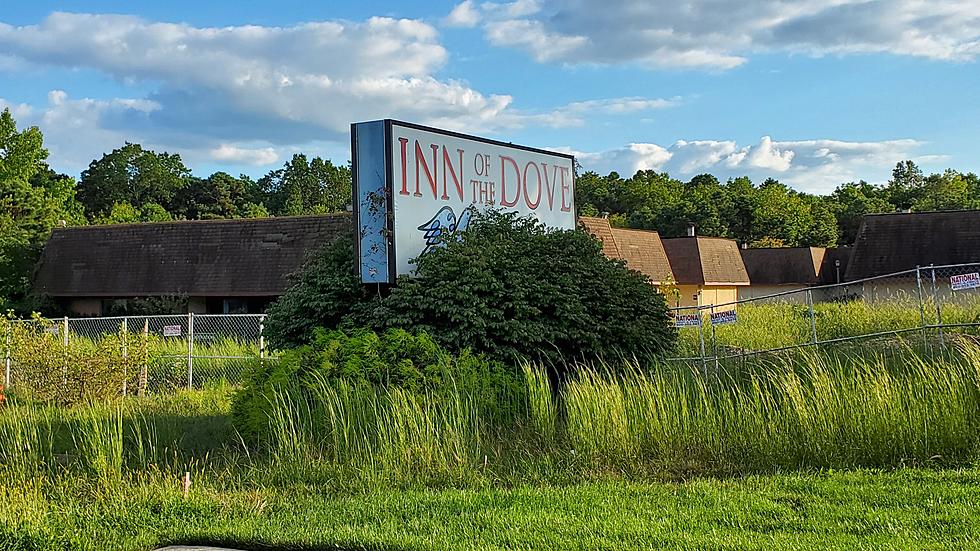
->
(2, 342), (980, 548)
(2, 469), (978, 550)
(676, 299), (980, 357)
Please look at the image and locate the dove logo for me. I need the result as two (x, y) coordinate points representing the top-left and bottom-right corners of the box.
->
(417, 205), (474, 254)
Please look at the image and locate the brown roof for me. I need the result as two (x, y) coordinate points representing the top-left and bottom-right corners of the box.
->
(741, 247), (826, 285)
(845, 210), (980, 280)
(578, 216), (621, 258)
(579, 217), (673, 283)
(34, 214), (351, 297)
(661, 237), (750, 286)
(817, 247), (852, 285)
(609, 228), (674, 283)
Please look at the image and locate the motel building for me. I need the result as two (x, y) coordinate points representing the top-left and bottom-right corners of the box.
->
(579, 217), (749, 309)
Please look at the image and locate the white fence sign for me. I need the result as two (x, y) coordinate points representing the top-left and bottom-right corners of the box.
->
(674, 314), (702, 327)
(163, 325), (182, 337)
(709, 310), (738, 326)
(950, 272), (980, 291)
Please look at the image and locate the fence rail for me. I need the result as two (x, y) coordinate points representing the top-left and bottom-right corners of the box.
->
(666, 262), (980, 365)
(2, 263), (979, 396)
(2, 313), (266, 395)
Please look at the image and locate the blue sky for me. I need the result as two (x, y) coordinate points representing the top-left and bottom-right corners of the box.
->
(1, 1), (977, 193)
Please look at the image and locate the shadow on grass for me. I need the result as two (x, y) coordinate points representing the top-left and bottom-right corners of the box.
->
(159, 538), (413, 551)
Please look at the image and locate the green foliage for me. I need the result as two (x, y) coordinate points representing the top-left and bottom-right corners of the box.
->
(374, 210), (676, 370)
(232, 327), (517, 443)
(262, 234), (379, 350)
(259, 154), (352, 215)
(77, 142), (192, 218)
(0, 109), (83, 312)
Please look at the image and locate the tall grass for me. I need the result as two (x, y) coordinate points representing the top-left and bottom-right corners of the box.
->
(1, 342), (978, 486)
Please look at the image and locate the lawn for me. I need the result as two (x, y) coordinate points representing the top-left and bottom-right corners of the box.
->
(2, 469), (979, 550)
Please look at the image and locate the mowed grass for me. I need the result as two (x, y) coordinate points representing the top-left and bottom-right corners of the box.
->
(2, 469), (979, 550)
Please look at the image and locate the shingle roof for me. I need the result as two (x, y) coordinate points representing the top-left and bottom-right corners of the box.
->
(34, 214), (351, 297)
(578, 216), (621, 258)
(740, 247), (825, 285)
(845, 210), (980, 280)
(578, 217), (673, 283)
(661, 237), (750, 286)
(609, 228), (674, 283)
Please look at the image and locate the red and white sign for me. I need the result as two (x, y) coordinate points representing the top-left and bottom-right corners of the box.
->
(951, 272), (980, 291)
(390, 122), (575, 275)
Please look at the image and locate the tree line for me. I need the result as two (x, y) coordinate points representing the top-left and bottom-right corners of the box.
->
(576, 160), (980, 248)
(2, 107), (979, 311)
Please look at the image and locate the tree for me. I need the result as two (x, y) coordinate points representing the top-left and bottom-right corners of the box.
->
(0, 109), (83, 310)
(259, 154), (351, 216)
(913, 169), (980, 212)
(884, 160), (925, 210)
(374, 211), (676, 373)
(77, 143), (191, 217)
(828, 181), (894, 244)
(174, 172), (265, 220)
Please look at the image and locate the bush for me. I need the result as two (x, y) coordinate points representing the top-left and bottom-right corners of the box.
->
(232, 327), (519, 442)
(263, 234), (379, 350)
(262, 211), (676, 372)
(374, 211), (676, 372)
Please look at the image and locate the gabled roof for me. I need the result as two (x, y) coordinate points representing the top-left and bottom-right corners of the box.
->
(609, 228), (674, 283)
(661, 237), (750, 286)
(578, 216), (621, 258)
(34, 214), (351, 297)
(741, 247), (826, 286)
(845, 210), (980, 280)
(578, 217), (673, 283)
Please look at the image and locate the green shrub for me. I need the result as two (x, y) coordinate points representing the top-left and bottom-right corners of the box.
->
(263, 234), (379, 350)
(262, 211), (677, 371)
(373, 210), (676, 373)
(232, 327), (519, 442)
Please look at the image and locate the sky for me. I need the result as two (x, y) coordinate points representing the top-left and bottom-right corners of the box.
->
(0, 1), (977, 194)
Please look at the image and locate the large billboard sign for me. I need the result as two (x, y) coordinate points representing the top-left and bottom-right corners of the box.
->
(352, 120), (576, 283)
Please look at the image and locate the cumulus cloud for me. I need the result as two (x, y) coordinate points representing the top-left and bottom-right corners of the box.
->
(209, 144), (279, 166)
(465, 0), (980, 69)
(572, 136), (930, 193)
(443, 0), (481, 27)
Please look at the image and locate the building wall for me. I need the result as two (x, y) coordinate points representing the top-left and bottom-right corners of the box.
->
(672, 285), (740, 309)
(738, 285), (810, 303)
(67, 298), (102, 316)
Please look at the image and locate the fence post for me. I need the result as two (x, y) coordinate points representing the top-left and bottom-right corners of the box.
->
(709, 303), (719, 371)
(915, 266), (928, 351)
(930, 265), (945, 349)
(4, 321), (11, 388)
(806, 289), (818, 345)
(121, 317), (129, 397)
(697, 307), (707, 376)
(138, 319), (148, 397)
(62, 316), (69, 385)
(187, 312), (194, 391)
(259, 314), (266, 361)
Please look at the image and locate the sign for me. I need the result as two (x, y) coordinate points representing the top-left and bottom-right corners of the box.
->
(673, 314), (702, 327)
(352, 120), (576, 283)
(163, 325), (182, 337)
(950, 272), (980, 291)
(44, 326), (60, 335)
(709, 310), (738, 326)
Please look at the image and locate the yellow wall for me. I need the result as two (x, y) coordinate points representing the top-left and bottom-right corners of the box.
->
(670, 285), (740, 309)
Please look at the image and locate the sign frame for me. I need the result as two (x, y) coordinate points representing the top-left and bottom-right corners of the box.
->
(352, 119), (576, 284)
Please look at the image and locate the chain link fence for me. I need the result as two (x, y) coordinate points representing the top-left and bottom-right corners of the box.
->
(669, 262), (980, 367)
(3, 313), (267, 396)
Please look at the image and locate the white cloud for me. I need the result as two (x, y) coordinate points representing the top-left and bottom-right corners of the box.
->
(466, 0), (980, 69)
(209, 144), (279, 166)
(573, 136), (930, 193)
(444, 1), (481, 28)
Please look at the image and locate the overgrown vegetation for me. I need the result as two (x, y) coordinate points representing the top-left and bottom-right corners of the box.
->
(265, 211), (677, 370)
